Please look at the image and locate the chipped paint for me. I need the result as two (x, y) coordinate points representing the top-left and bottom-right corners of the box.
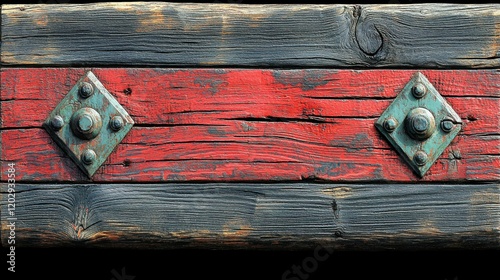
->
(272, 70), (331, 91)
(240, 122), (256, 132)
(193, 77), (227, 95)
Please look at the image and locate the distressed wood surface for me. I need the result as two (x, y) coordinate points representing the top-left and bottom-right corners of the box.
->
(1, 3), (499, 68)
(1, 69), (499, 182)
(1, 183), (498, 249)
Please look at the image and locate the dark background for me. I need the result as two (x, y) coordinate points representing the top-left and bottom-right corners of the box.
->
(1, 0), (499, 279)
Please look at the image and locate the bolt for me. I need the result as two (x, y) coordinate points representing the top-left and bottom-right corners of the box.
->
(383, 117), (398, 133)
(78, 114), (94, 132)
(441, 119), (455, 133)
(81, 149), (96, 165)
(411, 114), (430, 133)
(405, 107), (436, 140)
(110, 116), (124, 131)
(50, 115), (64, 130)
(412, 83), (427, 99)
(70, 108), (103, 140)
(80, 82), (94, 98)
(414, 150), (428, 166)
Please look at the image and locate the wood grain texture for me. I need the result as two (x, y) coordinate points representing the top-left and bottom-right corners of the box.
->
(1, 69), (499, 182)
(1, 3), (499, 68)
(1, 183), (498, 249)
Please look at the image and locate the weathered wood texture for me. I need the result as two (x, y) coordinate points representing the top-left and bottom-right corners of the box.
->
(1, 183), (498, 249)
(1, 3), (499, 68)
(1, 69), (498, 182)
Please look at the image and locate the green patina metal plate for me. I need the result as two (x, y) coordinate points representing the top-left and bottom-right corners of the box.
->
(43, 71), (134, 178)
(375, 72), (462, 177)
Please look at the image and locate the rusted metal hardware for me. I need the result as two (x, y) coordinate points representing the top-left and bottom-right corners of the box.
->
(43, 71), (134, 178)
(375, 72), (462, 177)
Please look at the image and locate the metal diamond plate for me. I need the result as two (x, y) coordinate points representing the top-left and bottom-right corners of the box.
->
(43, 71), (134, 178)
(375, 72), (462, 177)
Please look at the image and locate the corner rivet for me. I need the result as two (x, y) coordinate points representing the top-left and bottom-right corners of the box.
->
(412, 82), (427, 99)
(81, 149), (96, 165)
(441, 119), (455, 133)
(383, 117), (398, 133)
(80, 82), (94, 98)
(414, 151), (428, 166)
(110, 116), (124, 131)
(51, 115), (64, 130)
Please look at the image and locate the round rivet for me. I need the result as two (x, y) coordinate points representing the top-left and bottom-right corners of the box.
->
(405, 107), (436, 140)
(110, 116), (124, 131)
(70, 108), (103, 140)
(441, 119), (455, 133)
(383, 117), (398, 133)
(79, 82), (94, 98)
(50, 115), (64, 130)
(412, 83), (427, 99)
(81, 149), (96, 165)
(414, 150), (428, 166)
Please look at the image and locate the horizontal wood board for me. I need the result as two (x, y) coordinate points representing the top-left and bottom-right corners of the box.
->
(1, 69), (499, 182)
(1, 183), (498, 249)
(1, 3), (499, 68)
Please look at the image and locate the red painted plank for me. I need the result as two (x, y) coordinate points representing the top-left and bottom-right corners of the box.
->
(1, 69), (498, 182)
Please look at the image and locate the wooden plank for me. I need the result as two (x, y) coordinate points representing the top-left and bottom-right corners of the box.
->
(1, 3), (499, 68)
(1, 183), (498, 249)
(1, 69), (498, 182)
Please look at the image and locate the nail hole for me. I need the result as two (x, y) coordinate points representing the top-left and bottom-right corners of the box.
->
(467, 115), (477, 121)
(123, 88), (132, 95)
(123, 159), (131, 167)
(19, 7), (26, 11)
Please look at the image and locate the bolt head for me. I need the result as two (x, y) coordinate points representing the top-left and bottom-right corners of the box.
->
(405, 107), (436, 140)
(383, 117), (398, 133)
(70, 107), (103, 140)
(411, 114), (430, 133)
(110, 116), (124, 131)
(414, 150), (428, 166)
(79, 82), (94, 98)
(81, 149), (96, 165)
(412, 83), (427, 99)
(78, 115), (94, 132)
(441, 119), (455, 133)
(51, 115), (64, 130)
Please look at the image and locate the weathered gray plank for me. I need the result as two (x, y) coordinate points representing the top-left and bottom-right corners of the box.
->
(1, 183), (498, 249)
(1, 3), (498, 67)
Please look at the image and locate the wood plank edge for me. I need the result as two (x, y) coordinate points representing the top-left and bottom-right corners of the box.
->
(1, 183), (499, 250)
